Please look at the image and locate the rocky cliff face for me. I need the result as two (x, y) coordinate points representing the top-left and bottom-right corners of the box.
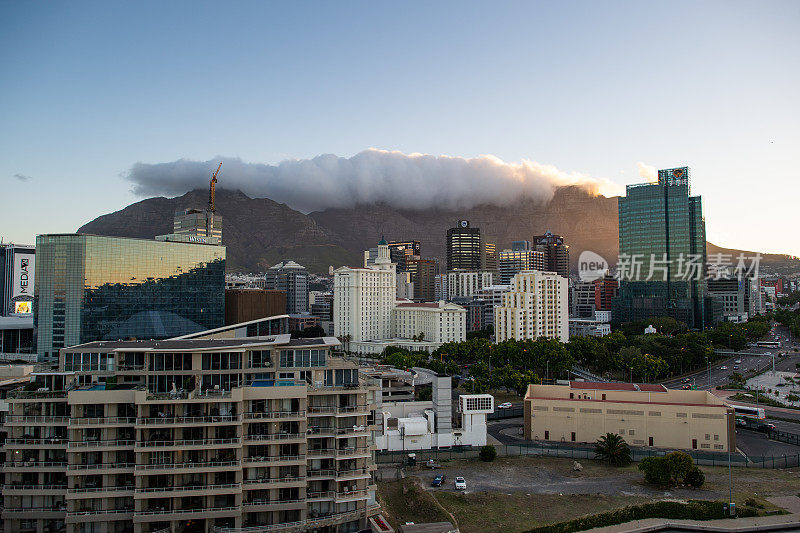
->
(78, 188), (796, 274)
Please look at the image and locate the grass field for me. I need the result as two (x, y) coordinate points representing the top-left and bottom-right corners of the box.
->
(377, 456), (800, 533)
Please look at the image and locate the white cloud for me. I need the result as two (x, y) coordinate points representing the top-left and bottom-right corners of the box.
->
(637, 162), (657, 182)
(126, 148), (622, 213)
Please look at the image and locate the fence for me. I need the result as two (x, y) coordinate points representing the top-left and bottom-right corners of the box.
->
(376, 442), (800, 469)
(767, 428), (800, 446)
(488, 406), (524, 420)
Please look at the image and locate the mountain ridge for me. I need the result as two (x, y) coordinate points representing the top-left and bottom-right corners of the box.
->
(77, 188), (799, 275)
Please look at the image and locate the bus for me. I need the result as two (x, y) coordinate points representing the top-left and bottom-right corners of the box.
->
(756, 341), (780, 348)
(730, 404), (766, 420)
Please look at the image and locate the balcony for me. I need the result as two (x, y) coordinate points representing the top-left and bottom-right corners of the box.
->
(135, 460), (240, 472)
(335, 425), (369, 437)
(243, 433), (303, 443)
(242, 476), (305, 488)
(306, 490), (335, 501)
(244, 411), (305, 420)
(306, 468), (336, 479)
(7, 390), (68, 399)
(213, 504), (380, 533)
(137, 414), (241, 425)
(135, 437), (241, 449)
(65, 508), (134, 523)
(5, 415), (70, 424)
(335, 446), (371, 458)
(133, 506), (239, 522)
(67, 439), (135, 449)
(3, 483), (67, 493)
(306, 426), (336, 437)
(135, 483), (240, 497)
(243, 454), (304, 465)
(307, 406), (337, 415)
(70, 416), (136, 426)
(3, 460), (68, 469)
(242, 498), (304, 511)
(335, 488), (371, 502)
(67, 462), (135, 472)
(306, 448), (336, 458)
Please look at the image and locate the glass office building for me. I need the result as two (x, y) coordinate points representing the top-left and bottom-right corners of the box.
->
(616, 167), (707, 329)
(34, 234), (225, 361)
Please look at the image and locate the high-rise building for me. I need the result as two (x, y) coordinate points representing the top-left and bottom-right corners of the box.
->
(441, 271), (496, 300)
(570, 280), (596, 318)
(407, 258), (438, 302)
(533, 232), (570, 278)
(334, 239), (396, 342)
(2, 335), (379, 533)
(172, 208), (223, 242)
(593, 274), (619, 312)
(387, 240), (421, 271)
(498, 249), (545, 284)
(495, 270), (568, 342)
(0, 243), (35, 316)
(34, 234), (225, 361)
(446, 221), (482, 271)
(482, 241), (497, 272)
(265, 261), (309, 314)
(616, 166), (707, 329)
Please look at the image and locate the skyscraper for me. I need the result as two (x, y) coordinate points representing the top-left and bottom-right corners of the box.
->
(616, 166), (707, 329)
(265, 260), (310, 314)
(34, 234), (226, 361)
(407, 258), (438, 302)
(482, 241), (497, 271)
(533, 232), (570, 278)
(446, 220), (482, 271)
(388, 240), (421, 271)
(498, 248), (545, 284)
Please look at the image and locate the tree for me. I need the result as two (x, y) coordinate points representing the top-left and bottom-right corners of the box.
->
(663, 451), (694, 485)
(479, 444), (497, 462)
(638, 456), (671, 485)
(593, 433), (631, 466)
(639, 451), (697, 486)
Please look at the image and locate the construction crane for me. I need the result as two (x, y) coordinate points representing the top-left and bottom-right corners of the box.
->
(208, 162), (222, 212)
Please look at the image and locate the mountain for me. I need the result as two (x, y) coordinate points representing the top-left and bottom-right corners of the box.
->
(78, 188), (798, 275)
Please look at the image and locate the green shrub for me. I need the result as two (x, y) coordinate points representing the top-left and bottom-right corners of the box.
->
(638, 456), (671, 485)
(685, 466), (705, 488)
(664, 451), (694, 484)
(479, 444), (497, 462)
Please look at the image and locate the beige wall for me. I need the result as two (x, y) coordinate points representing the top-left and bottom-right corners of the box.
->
(524, 384), (734, 452)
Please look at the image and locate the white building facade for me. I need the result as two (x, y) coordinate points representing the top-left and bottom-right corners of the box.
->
(333, 240), (396, 343)
(392, 301), (466, 343)
(495, 270), (568, 342)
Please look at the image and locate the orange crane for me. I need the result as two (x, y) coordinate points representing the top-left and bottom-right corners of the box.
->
(208, 162), (222, 212)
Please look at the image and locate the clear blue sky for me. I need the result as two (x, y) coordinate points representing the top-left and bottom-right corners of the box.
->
(1, 1), (798, 256)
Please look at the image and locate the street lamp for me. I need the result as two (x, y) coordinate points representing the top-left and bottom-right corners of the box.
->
(727, 409), (734, 514)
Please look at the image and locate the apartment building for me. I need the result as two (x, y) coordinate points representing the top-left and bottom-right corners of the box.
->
(391, 302), (466, 344)
(524, 382), (734, 452)
(494, 271), (568, 343)
(2, 335), (380, 533)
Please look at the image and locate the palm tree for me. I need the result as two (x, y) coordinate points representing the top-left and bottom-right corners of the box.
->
(594, 433), (632, 466)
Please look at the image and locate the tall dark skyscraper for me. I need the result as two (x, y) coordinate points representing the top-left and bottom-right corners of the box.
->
(34, 234), (225, 361)
(446, 220), (482, 271)
(388, 240), (421, 272)
(615, 166), (707, 329)
(533, 231), (570, 277)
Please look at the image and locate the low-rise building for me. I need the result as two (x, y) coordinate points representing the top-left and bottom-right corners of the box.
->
(568, 311), (611, 337)
(392, 301), (466, 344)
(523, 382), (734, 452)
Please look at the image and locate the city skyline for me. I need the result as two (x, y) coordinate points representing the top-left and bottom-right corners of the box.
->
(2, 1), (799, 258)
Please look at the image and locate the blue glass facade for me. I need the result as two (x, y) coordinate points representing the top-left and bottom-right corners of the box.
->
(34, 234), (225, 360)
(616, 167), (707, 329)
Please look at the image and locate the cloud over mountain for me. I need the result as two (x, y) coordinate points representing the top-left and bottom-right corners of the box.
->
(125, 149), (621, 213)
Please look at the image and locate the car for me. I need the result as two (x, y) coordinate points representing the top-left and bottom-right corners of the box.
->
(454, 477), (466, 490)
(757, 423), (776, 433)
(733, 365), (739, 370)
(720, 366), (728, 370)
(735, 359), (742, 364)
(681, 384), (691, 390)
(431, 475), (445, 487)
(681, 378), (691, 383)
(497, 402), (513, 409)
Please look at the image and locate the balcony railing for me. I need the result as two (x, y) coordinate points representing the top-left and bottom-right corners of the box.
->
(67, 485), (134, 493)
(67, 462), (135, 471)
(70, 416), (136, 425)
(213, 504), (381, 532)
(137, 506), (238, 516)
(306, 449), (336, 457)
(65, 508), (133, 517)
(244, 433), (302, 442)
(5, 415), (70, 423)
(5, 437), (67, 445)
(242, 498), (303, 507)
(137, 482), (240, 493)
(138, 414), (241, 425)
(243, 454), (304, 463)
(67, 439), (134, 448)
(244, 411), (305, 420)
(306, 469), (336, 478)
(243, 476), (303, 486)
(4, 461), (67, 468)
(137, 437), (241, 447)
(335, 446), (371, 457)
(7, 390), (68, 399)
(306, 490), (336, 500)
(136, 460), (240, 471)
(3, 483), (67, 491)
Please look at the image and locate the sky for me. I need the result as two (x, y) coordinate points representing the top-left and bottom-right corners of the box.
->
(1, 1), (799, 256)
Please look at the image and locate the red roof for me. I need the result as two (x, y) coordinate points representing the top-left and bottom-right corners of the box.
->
(569, 381), (667, 393)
